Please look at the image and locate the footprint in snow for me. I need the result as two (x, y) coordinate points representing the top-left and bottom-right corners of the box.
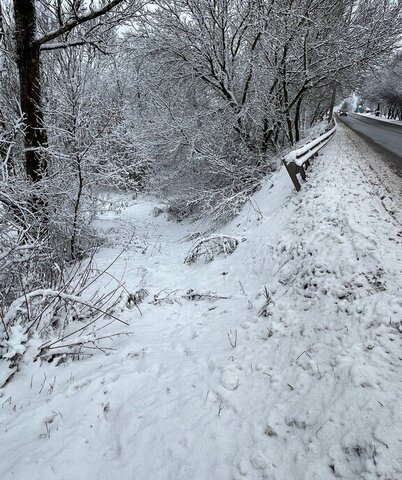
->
(249, 450), (269, 471)
(220, 369), (240, 391)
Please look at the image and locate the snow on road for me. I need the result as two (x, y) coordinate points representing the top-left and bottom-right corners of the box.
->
(1, 123), (401, 480)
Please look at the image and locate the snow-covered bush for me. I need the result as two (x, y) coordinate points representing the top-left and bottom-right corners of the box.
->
(185, 234), (241, 264)
(0, 253), (127, 385)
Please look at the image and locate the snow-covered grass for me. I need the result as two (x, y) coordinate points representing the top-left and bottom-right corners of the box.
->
(1, 123), (401, 480)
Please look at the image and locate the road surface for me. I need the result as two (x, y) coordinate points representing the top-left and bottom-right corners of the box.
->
(337, 113), (402, 177)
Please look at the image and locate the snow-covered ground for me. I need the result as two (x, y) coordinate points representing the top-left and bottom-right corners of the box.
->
(355, 112), (402, 126)
(1, 123), (401, 480)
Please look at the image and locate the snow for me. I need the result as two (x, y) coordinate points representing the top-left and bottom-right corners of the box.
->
(2, 325), (28, 359)
(284, 121), (337, 166)
(1, 123), (402, 479)
(355, 112), (402, 126)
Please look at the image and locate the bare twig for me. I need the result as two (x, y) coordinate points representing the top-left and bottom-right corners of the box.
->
(227, 329), (238, 348)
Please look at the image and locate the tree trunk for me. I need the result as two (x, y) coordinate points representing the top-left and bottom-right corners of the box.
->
(13, 0), (48, 182)
(261, 115), (273, 154)
(327, 84), (336, 123)
(310, 101), (322, 126)
(282, 74), (294, 145)
(294, 96), (303, 143)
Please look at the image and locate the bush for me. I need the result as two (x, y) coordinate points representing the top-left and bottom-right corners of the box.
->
(185, 234), (241, 264)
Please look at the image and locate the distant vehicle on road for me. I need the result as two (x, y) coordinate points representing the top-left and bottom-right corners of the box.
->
(339, 110), (348, 116)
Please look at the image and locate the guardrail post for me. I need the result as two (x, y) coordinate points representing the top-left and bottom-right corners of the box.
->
(282, 160), (301, 191)
(297, 165), (306, 181)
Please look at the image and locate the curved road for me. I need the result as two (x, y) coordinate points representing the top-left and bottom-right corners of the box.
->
(337, 113), (402, 177)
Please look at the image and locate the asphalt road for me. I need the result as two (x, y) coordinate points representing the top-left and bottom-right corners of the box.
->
(337, 113), (402, 177)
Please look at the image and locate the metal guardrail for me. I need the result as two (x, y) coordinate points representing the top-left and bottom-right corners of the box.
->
(282, 120), (337, 191)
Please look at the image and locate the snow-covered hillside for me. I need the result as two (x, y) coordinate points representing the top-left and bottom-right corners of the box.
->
(1, 123), (401, 480)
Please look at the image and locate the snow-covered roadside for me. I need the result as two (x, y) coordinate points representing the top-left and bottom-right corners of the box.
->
(340, 123), (402, 224)
(355, 112), (402, 126)
(0, 123), (401, 480)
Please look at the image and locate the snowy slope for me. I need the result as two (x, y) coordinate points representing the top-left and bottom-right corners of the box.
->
(0, 123), (401, 480)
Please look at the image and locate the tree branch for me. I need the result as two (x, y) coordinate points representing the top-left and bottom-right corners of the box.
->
(34, 0), (128, 47)
(40, 40), (108, 54)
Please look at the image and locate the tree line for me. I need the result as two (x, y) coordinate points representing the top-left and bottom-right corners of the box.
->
(360, 53), (402, 120)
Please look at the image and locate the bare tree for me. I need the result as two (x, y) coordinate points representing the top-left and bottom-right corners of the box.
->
(362, 54), (402, 120)
(12, 0), (141, 182)
(120, 0), (402, 223)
